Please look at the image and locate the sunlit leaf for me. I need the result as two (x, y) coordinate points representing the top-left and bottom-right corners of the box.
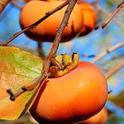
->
(0, 46), (43, 120)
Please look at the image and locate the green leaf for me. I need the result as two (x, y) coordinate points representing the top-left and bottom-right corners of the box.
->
(0, 46), (43, 120)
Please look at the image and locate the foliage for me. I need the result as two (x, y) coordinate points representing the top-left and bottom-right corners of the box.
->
(0, 46), (43, 120)
(0, 0), (124, 124)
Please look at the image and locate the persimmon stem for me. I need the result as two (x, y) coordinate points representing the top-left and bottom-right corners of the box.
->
(92, 41), (124, 63)
(42, 0), (77, 75)
(49, 53), (79, 78)
(51, 57), (64, 70)
(0, 0), (69, 46)
(7, 0), (77, 102)
(95, 1), (124, 29)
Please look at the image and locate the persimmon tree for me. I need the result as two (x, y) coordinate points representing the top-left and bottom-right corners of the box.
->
(0, 0), (124, 124)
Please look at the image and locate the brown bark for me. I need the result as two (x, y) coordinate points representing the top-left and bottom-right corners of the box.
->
(0, 0), (10, 13)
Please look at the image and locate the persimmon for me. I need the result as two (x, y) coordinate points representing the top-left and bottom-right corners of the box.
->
(20, 0), (83, 42)
(78, 2), (96, 36)
(20, 0), (96, 41)
(24, 0), (30, 2)
(83, 107), (108, 124)
(30, 61), (108, 124)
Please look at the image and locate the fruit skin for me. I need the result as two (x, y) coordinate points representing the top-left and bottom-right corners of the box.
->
(20, 0), (83, 42)
(78, 2), (96, 36)
(30, 61), (108, 124)
(83, 107), (108, 124)
(24, 0), (31, 2)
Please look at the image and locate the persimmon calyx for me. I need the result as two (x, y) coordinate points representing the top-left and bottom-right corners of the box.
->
(49, 53), (79, 78)
(7, 53), (79, 101)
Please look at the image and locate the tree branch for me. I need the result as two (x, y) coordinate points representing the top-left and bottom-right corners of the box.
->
(0, 0), (69, 46)
(92, 41), (124, 63)
(105, 62), (124, 79)
(37, 42), (45, 58)
(7, 0), (77, 102)
(11, 0), (23, 9)
(0, 0), (10, 13)
(95, 1), (124, 29)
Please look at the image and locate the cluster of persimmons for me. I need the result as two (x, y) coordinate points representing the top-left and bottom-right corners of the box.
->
(19, 0), (108, 123)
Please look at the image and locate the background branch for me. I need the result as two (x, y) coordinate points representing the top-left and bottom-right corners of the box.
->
(0, 0), (10, 13)
(92, 41), (124, 63)
(95, 1), (124, 29)
(11, 0), (23, 9)
(105, 62), (124, 79)
(37, 42), (45, 58)
(0, 0), (69, 46)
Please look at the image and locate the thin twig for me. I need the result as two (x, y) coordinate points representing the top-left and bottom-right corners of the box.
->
(11, 0), (23, 9)
(95, 1), (124, 29)
(7, 76), (46, 101)
(1, 0), (69, 46)
(91, 0), (99, 7)
(0, 0), (10, 13)
(105, 62), (124, 79)
(92, 41), (124, 63)
(7, 0), (77, 102)
(97, 5), (124, 31)
(42, 0), (77, 74)
(37, 42), (45, 58)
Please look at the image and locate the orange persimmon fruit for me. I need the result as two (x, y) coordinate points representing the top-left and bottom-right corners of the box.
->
(24, 0), (30, 2)
(30, 61), (108, 123)
(20, 0), (84, 42)
(83, 107), (108, 124)
(78, 2), (96, 36)
(21, 0), (96, 42)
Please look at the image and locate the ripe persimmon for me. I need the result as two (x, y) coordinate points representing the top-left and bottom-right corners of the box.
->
(21, 1), (96, 41)
(30, 61), (108, 124)
(24, 0), (30, 2)
(83, 107), (108, 124)
(20, 0), (83, 42)
(78, 2), (96, 36)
